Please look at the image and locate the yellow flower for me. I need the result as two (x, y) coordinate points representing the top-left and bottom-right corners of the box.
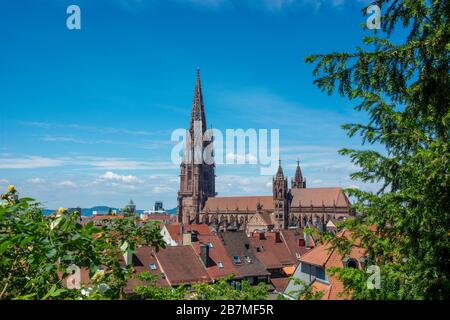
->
(92, 270), (105, 283)
(57, 207), (67, 216)
(7, 185), (15, 193)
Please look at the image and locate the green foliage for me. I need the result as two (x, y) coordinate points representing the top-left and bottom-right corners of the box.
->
(306, 0), (449, 299)
(0, 187), (165, 300)
(191, 277), (268, 300)
(133, 272), (187, 300)
(0, 187), (268, 300)
(133, 275), (268, 300)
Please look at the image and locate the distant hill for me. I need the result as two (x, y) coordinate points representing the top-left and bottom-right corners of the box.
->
(165, 208), (177, 214)
(43, 206), (177, 216)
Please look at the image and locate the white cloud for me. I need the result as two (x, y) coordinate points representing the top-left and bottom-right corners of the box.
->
(57, 180), (77, 188)
(0, 156), (65, 169)
(152, 186), (176, 193)
(98, 171), (144, 184)
(27, 178), (46, 184)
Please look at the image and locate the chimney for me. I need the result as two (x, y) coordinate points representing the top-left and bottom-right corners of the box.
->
(191, 231), (198, 242)
(304, 231), (311, 249)
(182, 232), (192, 245)
(274, 231), (281, 243)
(200, 243), (210, 267)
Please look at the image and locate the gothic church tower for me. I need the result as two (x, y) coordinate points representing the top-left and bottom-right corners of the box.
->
(177, 70), (216, 224)
(272, 161), (290, 230)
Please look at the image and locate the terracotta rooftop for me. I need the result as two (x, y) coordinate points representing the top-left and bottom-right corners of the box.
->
(191, 233), (238, 280)
(291, 187), (350, 207)
(155, 246), (211, 286)
(249, 232), (297, 270)
(271, 277), (290, 293)
(299, 230), (367, 300)
(280, 229), (309, 260)
(122, 246), (169, 293)
(165, 223), (212, 245)
(203, 196), (273, 212)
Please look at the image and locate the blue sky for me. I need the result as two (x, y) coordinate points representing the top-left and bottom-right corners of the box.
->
(0, 0), (378, 209)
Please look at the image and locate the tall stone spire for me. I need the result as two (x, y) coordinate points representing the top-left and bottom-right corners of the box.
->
(178, 69), (216, 225)
(189, 69), (207, 133)
(273, 159), (289, 230)
(275, 159), (284, 178)
(292, 159), (306, 189)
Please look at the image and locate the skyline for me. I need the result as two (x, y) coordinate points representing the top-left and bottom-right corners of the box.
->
(0, 0), (381, 209)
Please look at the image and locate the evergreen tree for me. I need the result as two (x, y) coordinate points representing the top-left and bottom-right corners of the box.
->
(306, 0), (449, 299)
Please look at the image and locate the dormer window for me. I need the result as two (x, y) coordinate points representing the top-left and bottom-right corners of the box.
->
(245, 256), (252, 263)
(342, 257), (358, 269)
(218, 261), (224, 269)
(208, 242), (214, 248)
(149, 263), (157, 270)
(232, 256), (241, 265)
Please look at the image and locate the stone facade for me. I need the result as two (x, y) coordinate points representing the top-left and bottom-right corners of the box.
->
(177, 71), (351, 230)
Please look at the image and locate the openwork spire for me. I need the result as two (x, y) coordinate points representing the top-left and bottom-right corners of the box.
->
(189, 68), (207, 133)
(276, 159), (284, 178)
(292, 159), (305, 188)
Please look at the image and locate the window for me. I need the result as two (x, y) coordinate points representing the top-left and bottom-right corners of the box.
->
(149, 263), (157, 270)
(342, 257), (358, 269)
(208, 242), (214, 248)
(315, 267), (326, 280)
(217, 261), (224, 269)
(232, 256), (241, 265)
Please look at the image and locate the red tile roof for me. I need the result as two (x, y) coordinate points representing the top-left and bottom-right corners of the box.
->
(191, 234), (238, 280)
(280, 229), (309, 260)
(291, 187), (350, 207)
(165, 223), (212, 245)
(299, 230), (367, 300)
(93, 215), (124, 220)
(203, 196), (273, 212)
(124, 246), (169, 293)
(271, 277), (290, 293)
(155, 246), (211, 286)
(249, 232), (297, 270)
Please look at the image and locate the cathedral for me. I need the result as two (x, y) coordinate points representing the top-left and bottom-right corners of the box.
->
(177, 70), (351, 231)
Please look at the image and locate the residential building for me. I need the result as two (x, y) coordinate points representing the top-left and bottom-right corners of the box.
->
(284, 230), (367, 300)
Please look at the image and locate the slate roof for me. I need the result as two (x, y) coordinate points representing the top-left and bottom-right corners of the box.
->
(219, 231), (270, 278)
